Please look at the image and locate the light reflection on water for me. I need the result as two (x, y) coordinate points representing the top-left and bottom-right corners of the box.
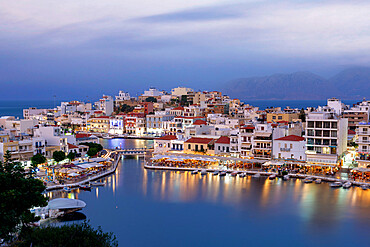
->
(47, 139), (370, 247)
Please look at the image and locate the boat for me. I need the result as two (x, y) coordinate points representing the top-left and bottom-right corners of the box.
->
(239, 173), (246, 178)
(191, 169), (199, 175)
(212, 171), (219, 176)
(226, 170), (233, 174)
(90, 181), (105, 187)
(63, 187), (71, 192)
(252, 173), (261, 178)
(361, 185), (368, 190)
(269, 174), (276, 180)
(200, 169), (207, 175)
(303, 177), (314, 183)
(342, 182), (352, 189)
(32, 198), (87, 219)
(79, 184), (91, 191)
(283, 175), (289, 180)
(315, 179), (322, 184)
(330, 182), (342, 188)
(230, 172), (238, 177)
(219, 171), (227, 176)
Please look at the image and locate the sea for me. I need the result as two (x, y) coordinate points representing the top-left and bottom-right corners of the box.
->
(46, 139), (370, 247)
(0, 99), (359, 118)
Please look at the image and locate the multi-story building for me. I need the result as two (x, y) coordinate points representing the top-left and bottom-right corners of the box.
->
(146, 113), (175, 137)
(238, 125), (254, 158)
(356, 122), (370, 168)
(342, 100), (370, 131)
(125, 113), (146, 136)
(87, 116), (111, 133)
(273, 135), (306, 161)
(305, 112), (348, 166)
(34, 126), (68, 153)
(94, 95), (114, 116)
(266, 112), (299, 123)
(171, 87), (194, 97)
(252, 124), (273, 159)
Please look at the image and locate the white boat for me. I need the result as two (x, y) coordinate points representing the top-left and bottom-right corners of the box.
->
(230, 171), (238, 177)
(303, 177), (313, 183)
(219, 171), (227, 176)
(212, 171), (219, 176)
(315, 179), (322, 184)
(90, 181), (105, 187)
(63, 187), (71, 192)
(283, 175), (289, 180)
(342, 182), (352, 189)
(361, 185), (368, 190)
(252, 173), (261, 178)
(191, 169), (199, 175)
(239, 173), (246, 178)
(200, 169), (207, 175)
(330, 182), (342, 188)
(269, 174), (276, 180)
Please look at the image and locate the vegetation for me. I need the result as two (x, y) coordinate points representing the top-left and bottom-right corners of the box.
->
(299, 108), (306, 122)
(67, 151), (76, 161)
(145, 97), (157, 103)
(52, 151), (66, 163)
(80, 142), (103, 157)
(120, 104), (135, 113)
(31, 153), (46, 167)
(17, 221), (118, 247)
(0, 151), (47, 241)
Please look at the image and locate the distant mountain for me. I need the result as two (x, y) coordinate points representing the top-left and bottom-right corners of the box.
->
(224, 67), (370, 100)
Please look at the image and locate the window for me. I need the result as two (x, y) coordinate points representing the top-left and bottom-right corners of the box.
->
(315, 121), (322, 128)
(331, 122), (337, 128)
(323, 122), (330, 128)
(272, 116), (276, 119)
(278, 116), (282, 120)
(188, 144), (191, 149)
(290, 144), (293, 149)
(307, 130), (314, 136)
(307, 121), (314, 128)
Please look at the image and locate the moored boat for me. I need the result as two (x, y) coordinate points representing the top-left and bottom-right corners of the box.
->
(252, 173), (261, 178)
(361, 185), (368, 190)
(79, 184), (91, 191)
(191, 169), (199, 175)
(239, 173), (246, 178)
(200, 169), (207, 175)
(63, 187), (71, 192)
(219, 171), (227, 176)
(315, 179), (322, 184)
(212, 171), (219, 176)
(330, 182), (342, 188)
(230, 171), (238, 177)
(283, 175), (289, 180)
(303, 177), (314, 183)
(90, 181), (105, 187)
(269, 174), (276, 180)
(342, 182), (352, 189)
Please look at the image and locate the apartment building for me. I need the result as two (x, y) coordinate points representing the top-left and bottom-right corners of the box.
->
(273, 135), (306, 161)
(267, 112), (299, 123)
(94, 95), (114, 116)
(146, 113), (175, 137)
(342, 100), (370, 131)
(252, 123), (273, 159)
(87, 116), (111, 133)
(305, 112), (348, 166)
(238, 125), (254, 158)
(356, 122), (370, 168)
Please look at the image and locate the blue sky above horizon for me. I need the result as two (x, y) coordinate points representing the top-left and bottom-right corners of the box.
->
(0, 0), (369, 100)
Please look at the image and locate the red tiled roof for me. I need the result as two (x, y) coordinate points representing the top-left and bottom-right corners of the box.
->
(193, 120), (207, 125)
(157, 135), (177, 140)
(172, 107), (184, 111)
(275, 135), (304, 142)
(185, 137), (215, 144)
(348, 129), (356, 135)
(76, 133), (91, 139)
(240, 125), (255, 130)
(216, 136), (230, 144)
(95, 116), (111, 119)
(68, 143), (79, 149)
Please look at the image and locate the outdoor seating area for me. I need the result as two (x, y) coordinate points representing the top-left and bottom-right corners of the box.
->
(350, 167), (370, 182)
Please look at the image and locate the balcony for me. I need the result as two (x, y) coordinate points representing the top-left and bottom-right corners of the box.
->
(280, 148), (291, 152)
(357, 131), (369, 135)
(253, 145), (271, 150)
(357, 140), (370, 144)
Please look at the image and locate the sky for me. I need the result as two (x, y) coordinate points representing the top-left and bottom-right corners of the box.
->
(0, 0), (369, 101)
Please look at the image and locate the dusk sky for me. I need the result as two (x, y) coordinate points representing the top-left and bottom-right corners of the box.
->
(1, 0), (369, 101)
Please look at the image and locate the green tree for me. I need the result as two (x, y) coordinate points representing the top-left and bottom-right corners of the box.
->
(17, 221), (117, 247)
(145, 97), (157, 103)
(81, 143), (103, 157)
(31, 153), (46, 167)
(0, 151), (47, 241)
(52, 151), (66, 163)
(67, 152), (76, 161)
(120, 104), (134, 113)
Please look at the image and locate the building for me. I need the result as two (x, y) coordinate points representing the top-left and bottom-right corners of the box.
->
(154, 135), (177, 153)
(184, 137), (215, 154)
(33, 126), (68, 153)
(239, 125), (254, 158)
(146, 113), (175, 137)
(273, 135), (306, 161)
(252, 124), (273, 159)
(342, 100), (370, 131)
(87, 116), (111, 133)
(214, 136), (230, 155)
(94, 95), (114, 116)
(355, 122), (370, 168)
(305, 112), (348, 166)
(171, 87), (194, 97)
(267, 112), (299, 123)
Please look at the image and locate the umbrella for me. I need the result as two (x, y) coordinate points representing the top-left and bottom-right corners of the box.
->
(68, 172), (80, 177)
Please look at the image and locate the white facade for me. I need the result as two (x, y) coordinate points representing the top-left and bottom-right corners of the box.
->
(273, 135), (306, 161)
(34, 126), (68, 152)
(171, 87), (194, 97)
(143, 88), (163, 97)
(95, 95), (114, 116)
(115, 91), (131, 101)
(356, 122), (370, 168)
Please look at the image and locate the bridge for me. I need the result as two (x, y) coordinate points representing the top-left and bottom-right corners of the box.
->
(109, 148), (153, 157)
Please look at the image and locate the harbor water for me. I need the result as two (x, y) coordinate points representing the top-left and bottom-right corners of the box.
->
(48, 139), (370, 247)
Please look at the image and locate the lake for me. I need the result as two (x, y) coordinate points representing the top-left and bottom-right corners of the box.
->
(47, 139), (370, 247)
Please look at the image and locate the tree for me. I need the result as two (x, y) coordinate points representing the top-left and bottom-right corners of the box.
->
(67, 152), (76, 161)
(31, 153), (46, 167)
(81, 143), (103, 157)
(17, 221), (118, 247)
(145, 97), (157, 103)
(120, 104), (134, 113)
(52, 151), (66, 163)
(0, 152), (47, 241)
(299, 108), (306, 122)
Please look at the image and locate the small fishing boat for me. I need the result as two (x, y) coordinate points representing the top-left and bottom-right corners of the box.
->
(200, 169), (207, 175)
(361, 185), (368, 190)
(303, 177), (314, 183)
(342, 182), (352, 189)
(219, 171), (227, 176)
(90, 181), (105, 187)
(212, 171), (219, 176)
(269, 174), (276, 180)
(252, 173), (261, 178)
(230, 172), (238, 177)
(79, 184), (91, 191)
(330, 182), (342, 188)
(239, 173), (246, 178)
(315, 179), (322, 184)
(226, 170), (233, 174)
(63, 187), (71, 193)
(283, 175), (289, 180)
(191, 169), (199, 175)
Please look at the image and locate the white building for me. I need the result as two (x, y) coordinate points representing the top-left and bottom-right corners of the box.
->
(115, 91), (131, 101)
(146, 113), (175, 137)
(355, 122), (370, 168)
(273, 135), (306, 161)
(305, 112), (348, 166)
(171, 87), (194, 97)
(327, 98), (345, 115)
(214, 136), (230, 155)
(154, 135), (177, 153)
(34, 126), (68, 152)
(109, 119), (124, 135)
(95, 95), (114, 116)
(143, 87), (163, 97)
